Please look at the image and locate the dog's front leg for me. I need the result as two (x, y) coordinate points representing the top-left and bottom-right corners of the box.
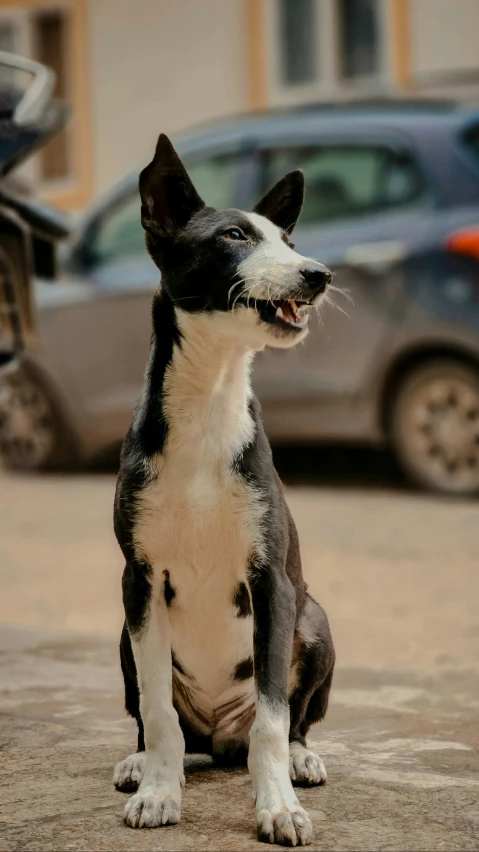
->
(248, 565), (313, 846)
(122, 561), (185, 829)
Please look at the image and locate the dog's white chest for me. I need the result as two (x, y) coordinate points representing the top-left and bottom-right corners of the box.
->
(134, 448), (262, 733)
(132, 320), (265, 734)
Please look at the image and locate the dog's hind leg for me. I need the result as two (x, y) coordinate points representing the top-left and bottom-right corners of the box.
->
(113, 623), (147, 792)
(288, 593), (335, 787)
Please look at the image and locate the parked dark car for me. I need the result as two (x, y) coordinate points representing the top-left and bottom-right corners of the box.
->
(3, 99), (479, 495)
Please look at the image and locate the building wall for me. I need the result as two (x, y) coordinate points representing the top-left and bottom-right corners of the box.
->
(87, 0), (249, 194)
(410, 0), (479, 78)
(2, 0), (479, 210)
(409, 0), (479, 104)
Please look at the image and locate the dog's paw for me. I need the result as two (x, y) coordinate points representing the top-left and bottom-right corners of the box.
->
(289, 743), (327, 787)
(123, 789), (181, 828)
(113, 752), (146, 792)
(257, 805), (312, 846)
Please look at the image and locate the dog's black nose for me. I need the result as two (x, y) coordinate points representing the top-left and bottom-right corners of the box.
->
(300, 266), (332, 298)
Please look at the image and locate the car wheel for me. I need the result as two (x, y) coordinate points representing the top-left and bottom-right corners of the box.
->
(391, 359), (479, 496)
(0, 368), (70, 471)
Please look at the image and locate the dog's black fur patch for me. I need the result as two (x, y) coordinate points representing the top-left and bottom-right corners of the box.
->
(233, 657), (254, 681)
(163, 570), (176, 607)
(120, 561), (152, 637)
(289, 595), (336, 745)
(232, 582), (252, 618)
(119, 622), (145, 751)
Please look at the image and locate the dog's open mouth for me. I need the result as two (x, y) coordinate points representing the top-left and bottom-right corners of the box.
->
(237, 297), (312, 332)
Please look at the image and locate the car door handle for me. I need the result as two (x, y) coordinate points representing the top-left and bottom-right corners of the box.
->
(345, 241), (406, 270)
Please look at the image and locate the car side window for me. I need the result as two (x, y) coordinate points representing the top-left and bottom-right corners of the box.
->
(265, 145), (426, 225)
(93, 193), (145, 267)
(184, 152), (243, 209)
(90, 152), (242, 269)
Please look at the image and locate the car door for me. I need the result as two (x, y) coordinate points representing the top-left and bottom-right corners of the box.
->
(48, 147), (250, 447)
(251, 136), (437, 440)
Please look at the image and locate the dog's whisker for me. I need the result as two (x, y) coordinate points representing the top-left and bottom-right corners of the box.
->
(232, 280), (263, 312)
(174, 294), (208, 302)
(320, 292), (351, 320)
(328, 284), (355, 305)
(229, 277), (259, 311)
(230, 279), (249, 309)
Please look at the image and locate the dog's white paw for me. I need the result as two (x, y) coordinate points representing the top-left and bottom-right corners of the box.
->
(257, 805), (312, 846)
(113, 752), (146, 792)
(289, 743), (327, 787)
(123, 789), (181, 828)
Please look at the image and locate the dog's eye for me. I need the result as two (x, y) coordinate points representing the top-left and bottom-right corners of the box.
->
(223, 227), (246, 241)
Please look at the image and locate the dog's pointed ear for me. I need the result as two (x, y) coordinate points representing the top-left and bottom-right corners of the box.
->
(253, 170), (304, 234)
(139, 134), (205, 237)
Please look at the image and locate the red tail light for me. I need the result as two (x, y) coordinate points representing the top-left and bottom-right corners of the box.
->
(447, 228), (479, 262)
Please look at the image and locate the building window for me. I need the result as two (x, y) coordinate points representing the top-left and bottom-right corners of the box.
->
(338, 0), (380, 79)
(278, 0), (317, 85)
(0, 2), (92, 210)
(33, 10), (69, 182)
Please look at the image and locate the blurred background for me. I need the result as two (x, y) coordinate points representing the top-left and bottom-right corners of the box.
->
(2, 0), (479, 496)
(1, 5), (479, 848)
(3, 0), (479, 202)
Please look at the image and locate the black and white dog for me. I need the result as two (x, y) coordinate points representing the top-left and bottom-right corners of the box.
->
(113, 134), (335, 847)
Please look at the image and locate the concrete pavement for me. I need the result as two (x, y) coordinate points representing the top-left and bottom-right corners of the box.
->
(1, 468), (479, 850)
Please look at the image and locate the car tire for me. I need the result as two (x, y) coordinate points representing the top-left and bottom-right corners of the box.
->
(0, 366), (74, 472)
(391, 359), (479, 497)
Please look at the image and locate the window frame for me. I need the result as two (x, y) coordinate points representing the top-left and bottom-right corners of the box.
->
(0, 0), (92, 211)
(0, 3), (71, 191)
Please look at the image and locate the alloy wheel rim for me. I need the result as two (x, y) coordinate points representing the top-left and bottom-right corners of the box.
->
(402, 377), (479, 492)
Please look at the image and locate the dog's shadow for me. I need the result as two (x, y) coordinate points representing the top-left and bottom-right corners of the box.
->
(184, 754), (249, 779)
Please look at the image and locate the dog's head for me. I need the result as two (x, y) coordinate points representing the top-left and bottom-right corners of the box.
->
(140, 134), (331, 349)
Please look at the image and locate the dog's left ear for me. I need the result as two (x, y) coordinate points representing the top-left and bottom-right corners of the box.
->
(139, 133), (205, 238)
(253, 170), (304, 234)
